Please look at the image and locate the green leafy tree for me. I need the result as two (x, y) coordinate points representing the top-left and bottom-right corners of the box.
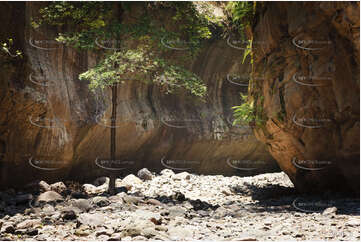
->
(33, 2), (209, 95)
(79, 49), (206, 98)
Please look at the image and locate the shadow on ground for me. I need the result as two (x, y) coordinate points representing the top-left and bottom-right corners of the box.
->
(231, 183), (360, 216)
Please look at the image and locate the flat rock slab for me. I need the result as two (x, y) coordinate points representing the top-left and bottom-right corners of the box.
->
(78, 213), (106, 227)
(36, 191), (63, 204)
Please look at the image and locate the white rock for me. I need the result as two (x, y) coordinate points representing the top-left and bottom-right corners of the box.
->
(173, 172), (191, 180)
(51, 211), (61, 220)
(346, 218), (360, 227)
(133, 209), (161, 221)
(97, 182), (109, 191)
(38, 181), (51, 192)
(168, 226), (194, 240)
(160, 169), (175, 177)
(322, 207), (337, 215)
(42, 204), (55, 214)
(82, 184), (106, 194)
(71, 199), (91, 212)
(118, 174), (143, 190)
(78, 213), (106, 227)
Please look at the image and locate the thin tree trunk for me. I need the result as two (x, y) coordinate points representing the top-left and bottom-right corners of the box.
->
(108, 2), (121, 195)
(109, 84), (117, 195)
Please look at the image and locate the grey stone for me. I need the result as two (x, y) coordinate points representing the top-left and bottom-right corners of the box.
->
(137, 168), (153, 181)
(42, 204), (55, 214)
(16, 219), (41, 230)
(119, 218), (155, 238)
(92, 196), (110, 207)
(146, 198), (163, 206)
(214, 207), (233, 218)
(72, 199), (91, 212)
(197, 210), (210, 217)
(49, 182), (67, 194)
(97, 234), (110, 240)
(122, 195), (143, 205)
(77, 213), (105, 227)
(168, 206), (187, 217)
(51, 211), (61, 220)
(134, 209), (161, 221)
(96, 228), (114, 237)
(122, 227), (141, 237)
(36, 191), (63, 205)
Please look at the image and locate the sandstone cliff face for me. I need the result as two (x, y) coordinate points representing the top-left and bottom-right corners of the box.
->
(1, 2), (359, 195)
(251, 2), (360, 193)
(0, 2), (278, 189)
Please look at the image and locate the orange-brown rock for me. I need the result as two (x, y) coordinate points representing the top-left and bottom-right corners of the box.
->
(251, 2), (359, 194)
(0, 2), (278, 189)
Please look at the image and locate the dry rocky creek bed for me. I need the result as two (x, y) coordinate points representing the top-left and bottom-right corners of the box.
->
(0, 170), (359, 241)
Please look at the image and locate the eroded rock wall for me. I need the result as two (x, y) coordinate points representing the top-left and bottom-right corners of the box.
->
(0, 2), (278, 189)
(251, 2), (360, 194)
